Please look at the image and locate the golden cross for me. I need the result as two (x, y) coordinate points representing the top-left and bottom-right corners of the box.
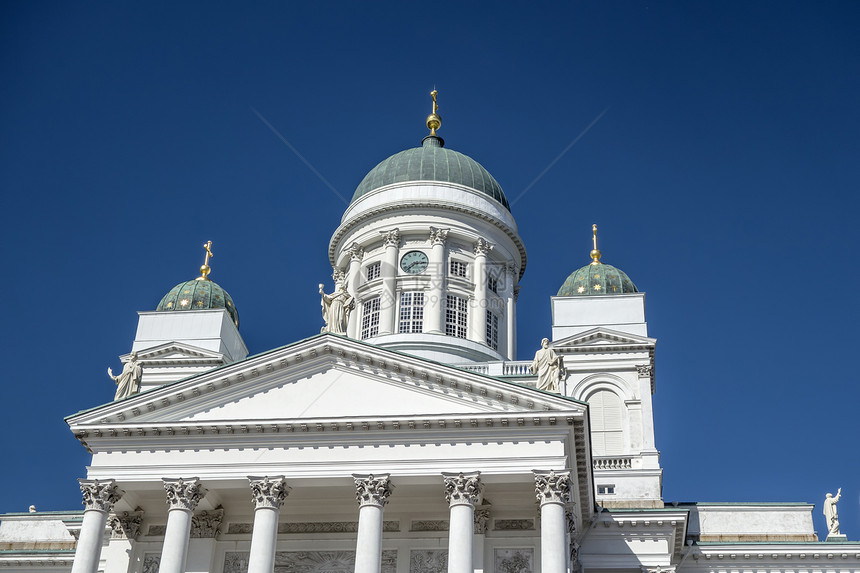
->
(431, 90), (439, 115)
(592, 224), (598, 251)
(203, 240), (214, 266)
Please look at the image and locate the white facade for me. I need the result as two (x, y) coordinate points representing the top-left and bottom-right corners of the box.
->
(1, 123), (857, 573)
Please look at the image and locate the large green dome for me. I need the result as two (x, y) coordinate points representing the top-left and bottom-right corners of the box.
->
(351, 135), (510, 211)
(156, 278), (239, 326)
(557, 261), (638, 296)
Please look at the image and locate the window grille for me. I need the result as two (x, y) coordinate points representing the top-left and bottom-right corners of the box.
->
(366, 262), (381, 282)
(485, 310), (499, 350)
(445, 295), (468, 338)
(398, 292), (424, 333)
(449, 260), (467, 278)
(597, 485), (616, 495)
(360, 297), (381, 339)
(487, 275), (498, 293)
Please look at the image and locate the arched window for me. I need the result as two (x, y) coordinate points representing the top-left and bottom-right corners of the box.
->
(588, 389), (623, 456)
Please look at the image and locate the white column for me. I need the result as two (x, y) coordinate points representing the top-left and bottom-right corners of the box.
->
(353, 473), (393, 573)
(426, 227), (448, 333)
(469, 239), (492, 344)
(159, 478), (206, 573)
(504, 264), (517, 360)
(345, 244), (364, 338)
(71, 479), (123, 573)
(442, 472), (483, 573)
(247, 476), (289, 573)
(534, 470), (572, 573)
(378, 229), (400, 335)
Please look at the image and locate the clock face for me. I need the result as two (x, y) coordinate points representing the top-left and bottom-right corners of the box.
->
(400, 250), (429, 274)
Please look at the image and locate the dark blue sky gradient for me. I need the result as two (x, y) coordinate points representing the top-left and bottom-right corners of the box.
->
(1, 2), (858, 536)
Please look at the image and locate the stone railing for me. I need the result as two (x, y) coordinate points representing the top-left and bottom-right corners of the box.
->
(457, 361), (535, 377)
(592, 456), (633, 470)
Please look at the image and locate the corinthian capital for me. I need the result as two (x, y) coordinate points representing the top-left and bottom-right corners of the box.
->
(79, 479), (123, 513)
(108, 509), (143, 539)
(353, 473), (394, 508)
(347, 243), (365, 262)
(429, 227), (449, 246)
(248, 476), (290, 509)
(533, 470), (572, 506)
(163, 478), (206, 512)
(473, 238), (494, 257)
(381, 229), (401, 248)
(442, 471), (483, 507)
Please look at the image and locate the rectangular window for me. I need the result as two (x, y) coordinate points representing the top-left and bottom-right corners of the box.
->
(597, 485), (616, 495)
(485, 310), (499, 350)
(449, 260), (467, 278)
(445, 295), (468, 338)
(360, 297), (381, 339)
(398, 292), (424, 333)
(487, 275), (498, 294)
(366, 262), (381, 282)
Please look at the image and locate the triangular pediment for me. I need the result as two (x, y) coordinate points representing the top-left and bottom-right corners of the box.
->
(552, 327), (656, 353)
(69, 334), (587, 429)
(125, 342), (226, 363)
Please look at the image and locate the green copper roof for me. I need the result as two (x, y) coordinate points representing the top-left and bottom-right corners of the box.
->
(557, 262), (638, 296)
(156, 279), (239, 326)
(352, 135), (510, 211)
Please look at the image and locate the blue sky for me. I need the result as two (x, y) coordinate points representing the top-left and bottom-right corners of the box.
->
(1, 2), (858, 537)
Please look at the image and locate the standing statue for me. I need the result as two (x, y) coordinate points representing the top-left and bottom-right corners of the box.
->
(530, 338), (563, 393)
(108, 352), (142, 400)
(319, 280), (354, 335)
(823, 488), (842, 536)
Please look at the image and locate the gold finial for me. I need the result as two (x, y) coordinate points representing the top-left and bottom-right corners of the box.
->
(426, 90), (442, 136)
(590, 224), (602, 264)
(198, 240), (214, 280)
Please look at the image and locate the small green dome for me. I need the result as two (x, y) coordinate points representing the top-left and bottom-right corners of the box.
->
(352, 135), (510, 211)
(557, 262), (638, 296)
(156, 278), (239, 326)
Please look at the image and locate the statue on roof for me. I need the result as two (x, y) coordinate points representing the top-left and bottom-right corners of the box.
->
(108, 352), (142, 400)
(823, 487), (842, 536)
(530, 338), (563, 393)
(319, 278), (354, 335)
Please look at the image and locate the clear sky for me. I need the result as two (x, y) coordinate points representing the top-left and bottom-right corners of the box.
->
(1, 2), (858, 538)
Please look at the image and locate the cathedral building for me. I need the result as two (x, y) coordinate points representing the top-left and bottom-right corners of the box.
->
(0, 94), (856, 573)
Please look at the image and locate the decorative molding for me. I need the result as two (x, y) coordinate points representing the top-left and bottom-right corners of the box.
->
(248, 475), (289, 509)
(411, 520), (449, 532)
(534, 470), (572, 506)
(636, 364), (653, 378)
(442, 471), (483, 507)
(353, 473), (393, 508)
(227, 521), (400, 534)
(494, 548), (534, 573)
(108, 509), (143, 539)
(142, 553), (160, 573)
(494, 519), (535, 531)
(190, 508), (224, 538)
(347, 242), (365, 263)
(381, 228), (401, 248)
(411, 549), (448, 573)
(163, 478), (205, 512)
(78, 479), (123, 513)
(224, 550), (396, 573)
(513, 285), (521, 302)
(146, 525), (166, 536)
(473, 238), (494, 257)
(429, 226), (449, 246)
(474, 507), (491, 534)
(331, 267), (346, 284)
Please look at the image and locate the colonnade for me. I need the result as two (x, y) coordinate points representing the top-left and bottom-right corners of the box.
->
(71, 470), (572, 573)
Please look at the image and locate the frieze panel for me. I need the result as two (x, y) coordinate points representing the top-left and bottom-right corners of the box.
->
(142, 553), (160, 573)
(494, 548), (534, 573)
(226, 521), (400, 535)
(190, 508), (224, 538)
(108, 509), (143, 540)
(494, 519), (535, 531)
(147, 525), (166, 536)
(410, 550), (447, 573)
(224, 550), (397, 573)
(411, 520), (449, 532)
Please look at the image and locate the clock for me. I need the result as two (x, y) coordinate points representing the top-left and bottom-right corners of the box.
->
(400, 250), (429, 274)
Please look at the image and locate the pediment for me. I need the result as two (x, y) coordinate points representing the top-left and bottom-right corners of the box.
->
(69, 334), (588, 429)
(552, 327), (655, 353)
(126, 342), (226, 363)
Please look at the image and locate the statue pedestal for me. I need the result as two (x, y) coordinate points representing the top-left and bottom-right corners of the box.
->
(825, 533), (847, 542)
